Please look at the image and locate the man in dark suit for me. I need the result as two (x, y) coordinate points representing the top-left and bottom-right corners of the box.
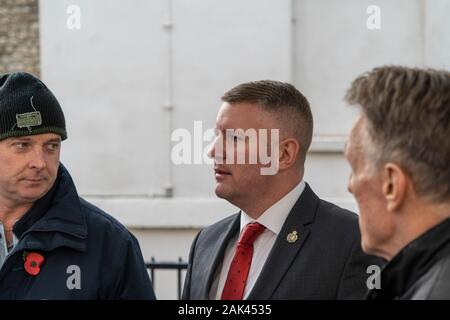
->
(183, 80), (382, 300)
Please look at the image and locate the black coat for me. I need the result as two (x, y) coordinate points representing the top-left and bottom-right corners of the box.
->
(183, 183), (383, 299)
(0, 164), (156, 300)
(367, 217), (450, 300)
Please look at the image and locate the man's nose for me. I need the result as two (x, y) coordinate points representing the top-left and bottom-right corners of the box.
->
(28, 147), (46, 170)
(208, 136), (225, 160)
(347, 173), (353, 194)
(207, 142), (215, 159)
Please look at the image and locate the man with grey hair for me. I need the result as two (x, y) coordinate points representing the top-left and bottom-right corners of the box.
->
(345, 66), (450, 299)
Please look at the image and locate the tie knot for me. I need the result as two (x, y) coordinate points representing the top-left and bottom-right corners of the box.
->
(239, 222), (266, 245)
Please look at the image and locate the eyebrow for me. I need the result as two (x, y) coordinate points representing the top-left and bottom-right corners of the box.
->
(10, 137), (32, 142)
(45, 139), (61, 143)
(10, 137), (61, 143)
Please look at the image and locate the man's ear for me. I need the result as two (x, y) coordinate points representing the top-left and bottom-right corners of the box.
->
(382, 163), (408, 212)
(278, 138), (300, 171)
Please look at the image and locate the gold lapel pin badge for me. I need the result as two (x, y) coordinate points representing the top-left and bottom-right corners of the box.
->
(287, 230), (298, 243)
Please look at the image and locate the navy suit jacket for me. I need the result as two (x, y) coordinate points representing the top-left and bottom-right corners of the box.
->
(182, 184), (383, 299)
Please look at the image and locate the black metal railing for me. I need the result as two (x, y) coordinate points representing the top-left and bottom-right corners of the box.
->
(145, 257), (188, 299)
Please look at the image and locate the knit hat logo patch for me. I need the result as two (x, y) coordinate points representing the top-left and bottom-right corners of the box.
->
(0, 72), (67, 141)
(15, 96), (42, 131)
(16, 112), (42, 129)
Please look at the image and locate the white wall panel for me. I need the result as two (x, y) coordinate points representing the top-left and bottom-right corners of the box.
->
(40, 0), (170, 195)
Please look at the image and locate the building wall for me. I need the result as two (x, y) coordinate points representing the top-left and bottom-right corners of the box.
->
(34, 0), (450, 299)
(0, 0), (40, 75)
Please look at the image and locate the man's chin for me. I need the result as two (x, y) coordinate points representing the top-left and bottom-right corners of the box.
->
(214, 187), (227, 199)
(19, 188), (49, 203)
(214, 183), (232, 200)
(361, 237), (379, 257)
(361, 239), (371, 255)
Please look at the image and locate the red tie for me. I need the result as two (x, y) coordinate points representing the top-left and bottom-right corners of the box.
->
(221, 222), (266, 300)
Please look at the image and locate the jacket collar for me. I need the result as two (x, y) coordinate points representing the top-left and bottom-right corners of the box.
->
(368, 217), (450, 299)
(12, 164), (88, 253)
(196, 213), (240, 299)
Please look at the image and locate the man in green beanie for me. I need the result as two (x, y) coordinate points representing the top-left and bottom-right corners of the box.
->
(0, 72), (156, 300)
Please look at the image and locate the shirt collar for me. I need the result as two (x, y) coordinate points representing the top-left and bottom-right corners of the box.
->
(240, 180), (306, 236)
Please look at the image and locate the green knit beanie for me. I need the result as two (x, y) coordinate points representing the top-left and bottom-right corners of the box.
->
(0, 72), (67, 142)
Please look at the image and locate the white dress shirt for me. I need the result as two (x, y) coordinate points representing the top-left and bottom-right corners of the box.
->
(210, 180), (306, 299)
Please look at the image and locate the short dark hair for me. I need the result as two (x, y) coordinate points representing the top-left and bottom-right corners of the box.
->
(221, 80), (313, 164)
(345, 66), (450, 203)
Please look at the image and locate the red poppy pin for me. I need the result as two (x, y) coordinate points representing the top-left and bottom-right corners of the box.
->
(23, 252), (45, 276)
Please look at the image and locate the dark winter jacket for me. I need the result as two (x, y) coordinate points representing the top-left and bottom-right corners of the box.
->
(367, 217), (450, 300)
(0, 164), (156, 300)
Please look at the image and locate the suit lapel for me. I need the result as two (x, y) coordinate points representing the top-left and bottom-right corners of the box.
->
(196, 213), (240, 299)
(247, 184), (319, 299)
